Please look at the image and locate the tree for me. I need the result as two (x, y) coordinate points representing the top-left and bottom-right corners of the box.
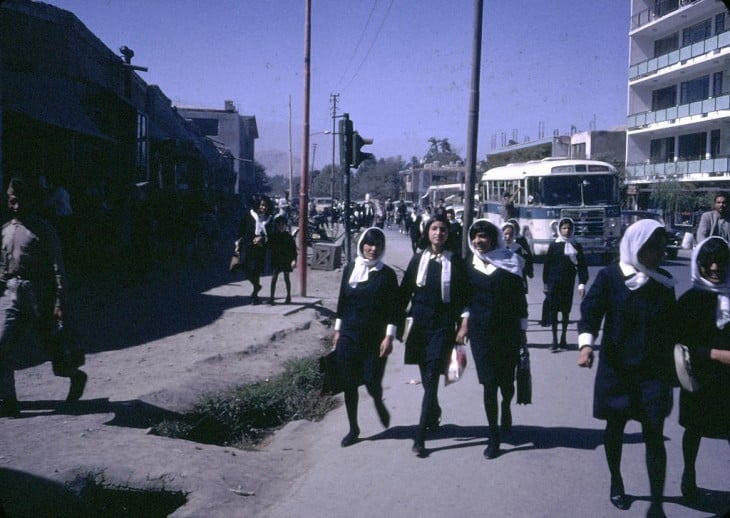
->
(423, 137), (462, 164)
(252, 161), (272, 195)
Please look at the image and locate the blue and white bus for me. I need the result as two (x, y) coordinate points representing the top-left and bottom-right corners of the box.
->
(479, 158), (622, 259)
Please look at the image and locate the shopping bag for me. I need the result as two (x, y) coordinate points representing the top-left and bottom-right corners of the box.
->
(516, 345), (532, 404)
(50, 321), (85, 377)
(319, 350), (343, 395)
(444, 344), (467, 386)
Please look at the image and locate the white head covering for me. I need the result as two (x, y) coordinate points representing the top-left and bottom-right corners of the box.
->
(468, 219), (524, 276)
(415, 216), (452, 302)
(250, 207), (271, 237)
(348, 227), (385, 287)
(690, 236), (730, 329)
(619, 218), (676, 290)
(555, 217), (578, 264)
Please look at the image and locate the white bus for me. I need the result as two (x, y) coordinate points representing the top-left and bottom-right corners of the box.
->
(479, 158), (622, 259)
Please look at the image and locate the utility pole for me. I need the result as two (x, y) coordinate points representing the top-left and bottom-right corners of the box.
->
(463, 0), (484, 257)
(297, 0), (311, 297)
(330, 93), (339, 205)
(288, 95), (293, 204)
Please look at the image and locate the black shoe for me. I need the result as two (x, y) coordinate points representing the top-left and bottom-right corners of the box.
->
(252, 296), (260, 305)
(66, 370), (87, 402)
(680, 470), (698, 500)
(560, 337), (568, 349)
(340, 430), (360, 447)
(285, 296), (291, 304)
(375, 400), (390, 428)
(609, 478), (630, 510)
(412, 441), (427, 457)
(268, 298), (275, 305)
(484, 442), (500, 459)
(0, 398), (20, 418)
(550, 343), (559, 353)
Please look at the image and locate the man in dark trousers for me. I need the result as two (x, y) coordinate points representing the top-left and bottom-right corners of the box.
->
(0, 177), (86, 417)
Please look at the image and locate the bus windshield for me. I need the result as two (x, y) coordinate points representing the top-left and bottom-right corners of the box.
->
(541, 175), (617, 207)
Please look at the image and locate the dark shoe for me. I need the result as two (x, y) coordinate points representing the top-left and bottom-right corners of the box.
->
(252, 296), (260, 305)
(0, 398), (20, 418)
(340, 430), (360, 448)
(609, 478), (630, 510)
(268, 298), (275, 305)
(285, 296), (291, 304)
(560, 337), (568, 349)
(411, 440), (427, 457)
(66, 370), (87, 402)
(375, 400), (390, 428)
(550, 343), (559, 353)
(680, 470), (698, 500)
(484, 442), (500, 459)
(501, 406), (512, 433)
(646, 502), (666, 518)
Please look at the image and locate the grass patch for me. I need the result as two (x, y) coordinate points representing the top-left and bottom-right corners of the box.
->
(152, 355), (339, 449)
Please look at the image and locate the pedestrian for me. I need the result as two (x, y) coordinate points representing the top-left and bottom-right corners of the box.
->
(399, 214), (470, 456)
(675, 236), (730, 500)
(408, 209), (422, 254)
(502, 220), (533, 292)
(577, 219), (678, 518)
(267, 215), (296, 305)
(543, 217), (588, 351)
(237, 195), (273, 305)
(502, 192), (516, 222)
(0, 177), (86, 417)
(458, 219), (526, 459)
(333, 227), (398, 447)
(445, 208), (462, 257)
(397, 200), (407, 234)
(695, 191), (730, 242)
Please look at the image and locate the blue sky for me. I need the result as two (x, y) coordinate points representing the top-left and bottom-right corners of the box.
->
(48, 1), (630, 173)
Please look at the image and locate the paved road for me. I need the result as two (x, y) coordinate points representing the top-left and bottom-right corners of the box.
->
(264, 228), (730, 518)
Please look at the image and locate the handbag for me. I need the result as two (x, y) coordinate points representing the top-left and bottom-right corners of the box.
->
(229, 239), (244, 273)
(319, 349), (343, 395)
(516, 345), (532, 405)
(50, 320), (85, 377)
(444, 344), (467, 386)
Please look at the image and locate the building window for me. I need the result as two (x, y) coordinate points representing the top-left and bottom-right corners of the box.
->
(650, 137), (675, 162)
(716, 12), (726, 35)
(654, 0), (679, 18)
(654, 33), (678, 57)
(682, 18), (711, 46)
(713, 71), (723, 97)
(680, 75), (709, 104)
(136, 112), (148, 183)
(677, 132), (706, 160)
(711, 129), (721, 157)
(571, 143), (586, 159)
(652, 85), (677, 111)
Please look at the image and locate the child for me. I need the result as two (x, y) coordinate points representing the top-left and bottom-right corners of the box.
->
(268, 215), (297, 304)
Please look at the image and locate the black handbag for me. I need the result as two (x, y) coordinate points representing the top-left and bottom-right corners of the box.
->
(516, 346), (532, 405)
(319, 350), (343, 395)
(50, 321), (85, 377)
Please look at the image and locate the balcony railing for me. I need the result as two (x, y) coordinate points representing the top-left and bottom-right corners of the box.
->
(631, 0), (700, 30)
(626, 155), (730, 180)
(627, 94), (730, 129)
(629, 30), (730, 80)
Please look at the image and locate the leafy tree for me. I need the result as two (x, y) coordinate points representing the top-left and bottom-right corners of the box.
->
(252, 161), (271, 195)
(424, 137), (462, 164)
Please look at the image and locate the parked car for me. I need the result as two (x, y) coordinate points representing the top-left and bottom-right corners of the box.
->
(620, 210), (684, 259)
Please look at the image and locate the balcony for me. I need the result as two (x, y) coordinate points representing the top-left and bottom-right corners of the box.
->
(627, 94), (730, 129)
(629, 30), (730, 80)
(631, 0), (702, 31)
(626, 155), (730, 181)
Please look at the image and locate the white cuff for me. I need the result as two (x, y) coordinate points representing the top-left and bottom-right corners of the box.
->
(578, 332), (594, 349)
(578, 283), (586, 291)
(461, 310), (470, 319)
(520, 318), (528, 331)
(334, 318), (342, 331)
(386, 324), (397, 337)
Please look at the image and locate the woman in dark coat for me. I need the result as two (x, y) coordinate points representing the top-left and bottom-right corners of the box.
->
(459, 219), (527, 459)
(333, 227), (399, 447)
(543, 217), (588, 351)
(577, 219), (678, 518)
(676, 236), (730, 499)
(237, 196), (273, 304)
(399, 214), (470, 456)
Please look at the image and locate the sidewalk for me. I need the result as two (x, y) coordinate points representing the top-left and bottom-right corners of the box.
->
(0, 250), (345, 517)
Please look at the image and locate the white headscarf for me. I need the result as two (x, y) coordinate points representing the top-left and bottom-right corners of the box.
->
(468, 219), (524, 277)
(619, 218), (677, 290)
(690, 236), (730, 329)
(415, 217), (452, 302)
(555, 217), (578, 264)
(250, 208), (271, 237)
(348, 227), (385, 287)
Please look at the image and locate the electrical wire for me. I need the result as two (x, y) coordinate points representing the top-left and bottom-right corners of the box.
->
(341, 0), (394, 91)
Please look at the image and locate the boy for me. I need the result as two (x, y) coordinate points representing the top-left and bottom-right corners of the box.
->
(268, 215), (297, 304)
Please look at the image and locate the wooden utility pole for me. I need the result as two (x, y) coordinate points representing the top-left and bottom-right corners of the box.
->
(462, 0), (484, 256)
(297, 0), (312, 296)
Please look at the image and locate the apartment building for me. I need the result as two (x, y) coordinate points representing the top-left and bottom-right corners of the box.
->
(626, 0), (730, 209)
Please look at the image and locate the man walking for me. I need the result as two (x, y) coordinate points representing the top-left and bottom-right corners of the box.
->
(696, 191), (730, 241)
(0, 177), (86, 417)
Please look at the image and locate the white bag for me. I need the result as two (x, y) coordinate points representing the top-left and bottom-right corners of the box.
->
(445, 344), (467, 386)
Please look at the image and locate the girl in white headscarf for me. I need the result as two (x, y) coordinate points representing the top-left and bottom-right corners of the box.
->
(236, 195), (273, 304)
(543, 217), (589, 351)
(458, 219), (527, 459)
(675, 236), (730, 500)
(332, 227), (399, 447)
(398, 214), (470, 456)
(577, 218), (678, 517)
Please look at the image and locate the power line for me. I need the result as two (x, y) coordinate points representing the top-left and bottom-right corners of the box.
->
(334, 0), (378, 90)
(342, 0), (394, 91)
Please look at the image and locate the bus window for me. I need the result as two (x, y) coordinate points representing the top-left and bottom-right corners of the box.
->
(543, 177), (582, 206)
(582, 175), (618, 205)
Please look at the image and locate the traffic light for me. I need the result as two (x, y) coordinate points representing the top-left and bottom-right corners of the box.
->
(338, 114), (352, 168)
(351, 131), (374, 167)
